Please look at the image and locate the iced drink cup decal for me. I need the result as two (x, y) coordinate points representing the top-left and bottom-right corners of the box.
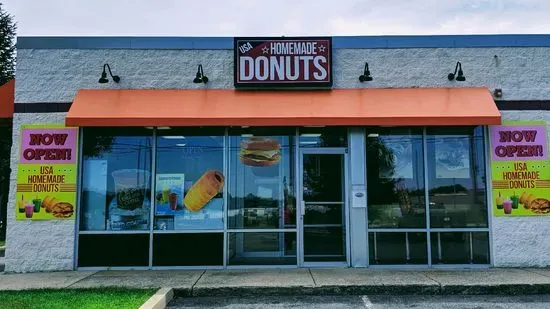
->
(25, 204), (34, 218)
(503, 200), (513, 214)
(169, 193), (178, 210)
(162, 187), (170, 204)
(18, 195), (26, 213)
(510, 192), (519, 209)
(112, 169), (151, 211)
(33, 197), (41, 213)
(496, 192), (504, 209)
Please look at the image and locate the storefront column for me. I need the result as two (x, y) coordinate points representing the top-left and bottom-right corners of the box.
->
(349, 128), (368, 267)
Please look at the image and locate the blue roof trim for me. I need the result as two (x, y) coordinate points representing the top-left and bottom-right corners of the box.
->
(17, 35), (550, 50)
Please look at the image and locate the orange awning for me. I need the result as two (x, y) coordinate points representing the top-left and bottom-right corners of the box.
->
(66, 87), (501, 127)
(0, 80), (14, 119)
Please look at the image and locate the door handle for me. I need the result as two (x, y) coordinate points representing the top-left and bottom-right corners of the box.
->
(300, 201), (306, 217)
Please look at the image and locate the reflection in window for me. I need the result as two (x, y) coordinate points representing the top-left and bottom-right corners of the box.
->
(369, 232), (427, 265)
(431, 232), (489, 264)
(427, 127), (487, 228)
(154, 128), (224, 230)
(303, 154), (344, 202)
(80, 128), (153, 231)
(366, 128), (426, 228)
(302, 153), (346, 262)
(228, 128), (296, 230)
(299, 127), (347, 148)
(228, 232), (296, 265)
(227, 128), (296, 265)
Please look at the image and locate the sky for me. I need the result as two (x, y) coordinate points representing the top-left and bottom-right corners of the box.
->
(2, 0), (550, 36)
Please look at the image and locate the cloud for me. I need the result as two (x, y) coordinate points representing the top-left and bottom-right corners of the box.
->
(3, 0), (550, 36)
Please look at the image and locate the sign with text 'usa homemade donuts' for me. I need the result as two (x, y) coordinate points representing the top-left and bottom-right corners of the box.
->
(489, 121), (550, 216)
(234, 37), (332, 88)
(15, 124), (78, 220)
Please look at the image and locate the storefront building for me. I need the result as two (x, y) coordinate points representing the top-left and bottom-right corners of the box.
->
(5, 35), (550, 272)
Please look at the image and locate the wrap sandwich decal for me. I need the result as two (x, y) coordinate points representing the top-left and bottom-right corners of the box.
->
(184, 170), (224, 212)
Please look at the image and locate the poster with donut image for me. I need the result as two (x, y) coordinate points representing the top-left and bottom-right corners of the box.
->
(15, 125), (78, 220)
(489, 121), (550, 216)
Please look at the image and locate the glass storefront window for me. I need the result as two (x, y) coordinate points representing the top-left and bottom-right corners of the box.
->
(366, 126), (489, 266)
(154, 128), (224, 230)
(228, 232), (297, 265)
(427, 127), (488, 228)
(368, 232), (428, 265)
(228, 128), (296, 230)
(153, 233), (223, 266)
(299, 127), (347, 148)
(430, 232), (489, 264)
(366, 128), (426, 228)
(77, 125), (490, 268)
(80, 128), (153, 231)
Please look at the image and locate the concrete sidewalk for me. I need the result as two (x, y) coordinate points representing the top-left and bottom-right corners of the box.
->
(0, 268), (549, 296)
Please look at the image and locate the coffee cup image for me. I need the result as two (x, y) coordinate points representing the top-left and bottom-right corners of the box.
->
(112, 169), (151, 211)
(184, 170), (224, 212)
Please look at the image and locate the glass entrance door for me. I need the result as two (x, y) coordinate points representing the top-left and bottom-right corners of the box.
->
(299, 150), (348, 266)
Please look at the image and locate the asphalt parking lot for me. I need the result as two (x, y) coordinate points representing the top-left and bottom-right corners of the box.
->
(169, 294), (550, 309)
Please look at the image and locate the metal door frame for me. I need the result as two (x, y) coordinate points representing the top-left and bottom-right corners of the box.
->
(297, 148), (350, 267)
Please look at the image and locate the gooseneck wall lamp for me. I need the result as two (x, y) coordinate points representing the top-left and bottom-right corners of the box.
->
(358, 62), (373, 82)
(448, 61), (466, 81)
(98, 64), (121, 84)
(193, 64), (209, 84)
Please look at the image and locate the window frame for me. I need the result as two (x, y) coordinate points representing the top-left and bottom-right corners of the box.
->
(365, 126), (491, 267)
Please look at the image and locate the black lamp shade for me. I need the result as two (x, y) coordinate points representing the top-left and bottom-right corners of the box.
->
(98, 71), (108, 83)
(359, 74), (372, 82)
(98, 64), (120, 83)
(359, 62), (373, 82)
(456, 70), (466, 81)
(448, 61), (465, 81)
(201, 75), (208, 83)
(193, 73), (202, 83)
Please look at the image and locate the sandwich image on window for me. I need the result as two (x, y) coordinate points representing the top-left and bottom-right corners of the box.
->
(239, 137), (281, 167)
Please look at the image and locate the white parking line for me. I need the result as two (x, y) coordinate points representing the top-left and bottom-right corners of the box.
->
(361, 295), (374, 309)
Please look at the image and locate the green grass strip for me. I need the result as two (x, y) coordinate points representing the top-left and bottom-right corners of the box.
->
(0, 287), (156, 309)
